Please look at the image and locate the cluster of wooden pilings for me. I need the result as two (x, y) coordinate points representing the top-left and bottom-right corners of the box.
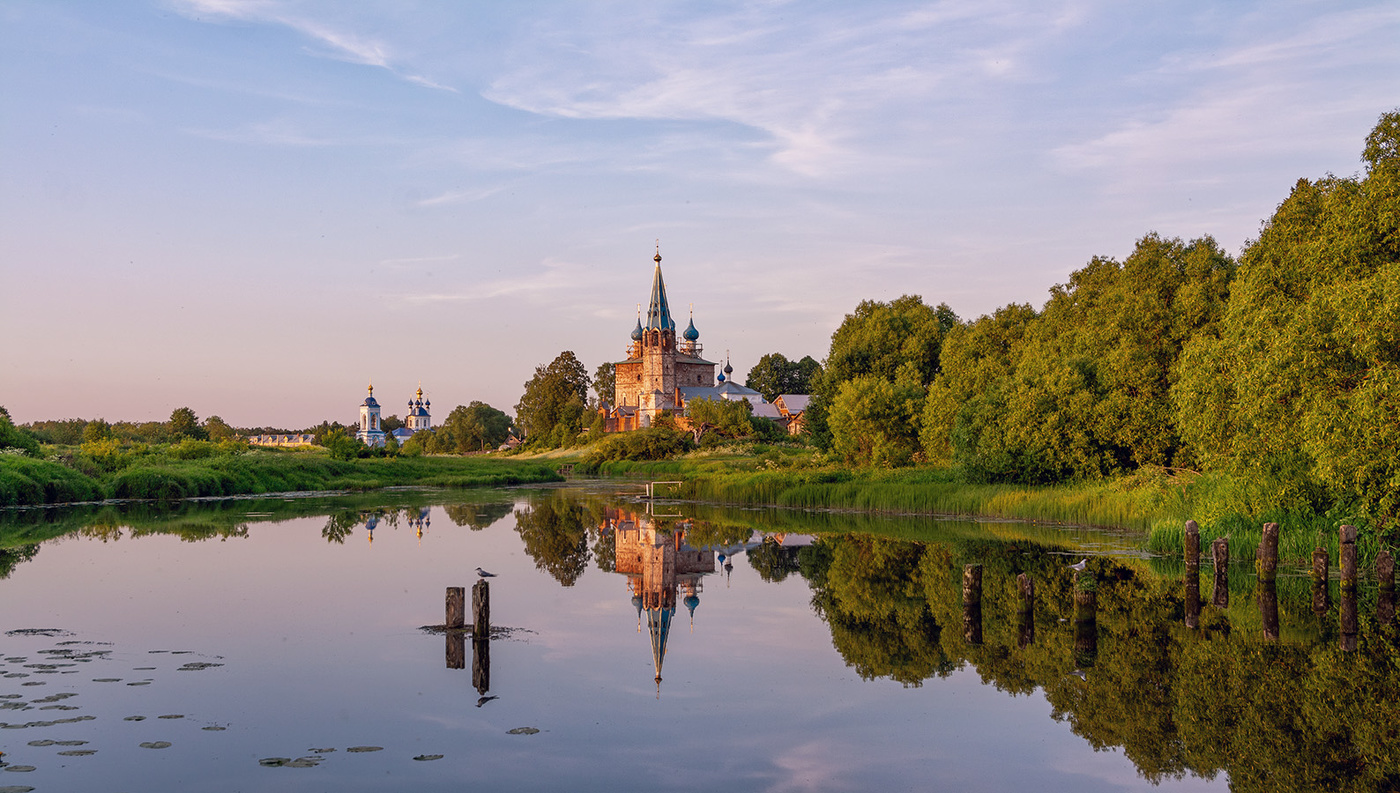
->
(1182, 520), (1396, 650)
(444, 581), (492, 693)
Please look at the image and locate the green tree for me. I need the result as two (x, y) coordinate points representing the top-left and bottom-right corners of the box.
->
(82, 418), (114, 444)
(440, 402), (513, 452)
(828, 373), (925, 466)
(380, 414), (405, 434)
(744, 353), (823, 401)
(515, 351), (590, 447)
(202, 415), (237, 442)
(513, 494), (591, 586)
(0, 410), (41, 457)
(684, 396), (755, 443)
(1175, 109), (1400, 525)
(593, 361), (616, 407)
(168, 407), (208, 441)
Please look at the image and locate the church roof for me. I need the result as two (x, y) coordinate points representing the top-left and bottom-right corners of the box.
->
(645, 253), (676, 332)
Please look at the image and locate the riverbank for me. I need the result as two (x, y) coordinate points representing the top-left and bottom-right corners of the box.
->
(0, 449), (561, 507)
(581, 450), (1381, 567)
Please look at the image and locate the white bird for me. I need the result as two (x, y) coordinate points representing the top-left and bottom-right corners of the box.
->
(475, 567), (497, 578)
(1070, 558), (1088, 572)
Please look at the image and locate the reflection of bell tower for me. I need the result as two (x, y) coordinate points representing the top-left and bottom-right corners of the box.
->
(606, 508), (714, 694)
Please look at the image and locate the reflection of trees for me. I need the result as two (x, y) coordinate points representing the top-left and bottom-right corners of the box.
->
(514, 495), (591, 586)
(322, 511), (359, 544)
(443, 502), (513, 530)
(746, 538), (802, 583)
(794, 531), (1400, 791)
(685, 521), (753, 549)
(0, 544), (39, 579)
(591, 527), (616, 573)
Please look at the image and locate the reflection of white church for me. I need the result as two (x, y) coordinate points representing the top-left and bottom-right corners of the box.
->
(356, 384), (432, 447)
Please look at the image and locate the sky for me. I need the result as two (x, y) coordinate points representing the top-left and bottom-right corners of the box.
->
(2, 0), (1397, 429)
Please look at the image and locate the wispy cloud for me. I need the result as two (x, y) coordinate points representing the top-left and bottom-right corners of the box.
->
(170, 0), (457, 92)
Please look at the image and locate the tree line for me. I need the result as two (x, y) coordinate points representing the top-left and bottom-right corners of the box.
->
(802, 110), (1399, 529)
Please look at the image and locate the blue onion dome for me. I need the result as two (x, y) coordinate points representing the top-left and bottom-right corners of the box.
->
(717, 371), (726, 383)
(631, 594), (643, 613)
(683, 594), (699, 615)
(683, 318), (699, 341)
(408, 399), (414, 408)
(424, 398), (430, 408)
(631, 318), (644, 341)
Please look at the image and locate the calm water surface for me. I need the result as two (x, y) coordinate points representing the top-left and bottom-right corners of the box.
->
(0, 485), (1395, 792)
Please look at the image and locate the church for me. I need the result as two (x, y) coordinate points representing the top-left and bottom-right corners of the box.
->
(356, 384), (432, 447)
(606, 250), (762, 431)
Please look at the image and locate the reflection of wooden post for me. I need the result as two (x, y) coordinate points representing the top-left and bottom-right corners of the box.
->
(1312, 548), (1330, 616)
(1257, 580), (1278, 642)
(1378, 550), (1396, 627)
(1341, 588), (1358, 652)
(1184, 571), (1201, 630)
(446, 587), (465, 630)
(1073, 571), (1097, 668)
(1340, 525), (1358, 592)
(962, 565), (982, 646)
(473, 580), (490, 637)
(1211, 537), (1229, 608)
(1256, 522), (1279, 583)
(1017, 573), (1034, 648)
(447, 633), (465, 669)
(472, 634), (490, 694)
(1184, 521), (1200, 570)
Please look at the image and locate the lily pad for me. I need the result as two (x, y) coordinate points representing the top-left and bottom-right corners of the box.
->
(345, 746), (382, 753)
(413, 754), (444, 761)
(93, 678), (122, 683)
(126, 681), (151, 686)
(25, 740), (54, 747)
(0, 785), (37, 792)
(124, 716), (146, 721)
(39, 705), (79, 711)
(158, 714), (184, 720)
(202, 725), (226, 731)
(177, 662), (223, 671)
(57, 750), (96, 756)
(284, 757), (322, 768)
(53, 740), (87, 746)
(18, 683), (43, 687)
(308, 747), (335, 753)
(1, 767), (36, 773)
(506, 727), (540, 735)
(258, 757), (291, 767)
(139, 741), (172, 749)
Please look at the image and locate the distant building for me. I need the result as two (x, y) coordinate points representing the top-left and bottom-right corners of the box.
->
(356, 384), (387, 447)
(247, 433), (315, 448)
(773, 394), (811, 435)
(390, 386), (432, 444)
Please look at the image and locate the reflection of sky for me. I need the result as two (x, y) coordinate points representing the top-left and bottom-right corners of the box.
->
(0, 501), (1225, 792)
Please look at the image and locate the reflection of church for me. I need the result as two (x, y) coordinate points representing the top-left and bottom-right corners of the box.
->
(605, 508), (715, 692)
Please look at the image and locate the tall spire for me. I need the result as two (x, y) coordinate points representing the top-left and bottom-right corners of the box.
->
(646, 249), (675, 331)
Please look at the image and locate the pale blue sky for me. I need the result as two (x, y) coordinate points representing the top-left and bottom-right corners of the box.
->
(3, 1), (1396, 428)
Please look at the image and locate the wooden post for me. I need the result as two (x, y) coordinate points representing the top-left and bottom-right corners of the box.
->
(1184, 520), (1200, 570)
(472, 580), (491, 637)
(1211, 537), (1229, 608)
(446, 633), (465, 670)
(1017, 573), (1035, 649)
(446, 587), (465, 630)
(1311, 547), (1330, 616)
(1256, 522), (1279, 583)
(1257, 580), (1279, 642)
(962, 565), (982, 646)
(1184, 570), (1201, 630)
(1340, 524), (1358, 591)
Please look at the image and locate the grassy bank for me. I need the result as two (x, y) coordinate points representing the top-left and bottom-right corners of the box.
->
(0, 449), (562, 507)
(585, 449), (1386, 567)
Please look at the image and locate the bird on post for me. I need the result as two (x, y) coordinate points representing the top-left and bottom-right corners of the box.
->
(1069, 558), (1088, 572)
(475, 567), (497, 578)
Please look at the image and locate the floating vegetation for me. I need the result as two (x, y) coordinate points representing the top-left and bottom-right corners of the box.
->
(126, 681), (151, 686)
(1, 767), (36, 773)
(4, 674), (28, 679)
(0, 785), (37, 792)
(5, 629), (71, 638)
(177, 662), (223, 671)
(123, 716), (145, 721)
(158, 714), (184, 720)
(139, 741), (171, 749)
(259, 757), (292, 767)
(507, 727), (540, 735)
(308, 747), (335, 753)
(53, 741), (86, 747)
(30, 693), (76, 703)
(413, 754), (444, 761)
(201, 725), (226, 731)
(284, 757), (323, 768)
(0, 715), (97, 729)
(345, 746), (383, 753)
(56, 750), (95, 756)
(38, 706), (79, 711)
(93, 678), (121, 683)
(25, 740), (53, 747)
(133, 667), (156, 671)
(18, 683), (42, 687)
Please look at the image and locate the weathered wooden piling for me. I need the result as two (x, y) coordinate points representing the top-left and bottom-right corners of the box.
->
(1255, 522), (1279, 583)
(1184, 520), (1200, 570)
(472, 634), (491, 694)
(963, 565), (983, 646)
(1379, 550), (1396, 626)
(1311, 547), (1330, 616)
(1211, 537), (1229, 608)
(1257, 580), (1279, 642)
(446, 586), (465, 630)
(1017, 573), (1035, 648)
(472, 579), (491, 637)
(1340, 524), (1358, 591)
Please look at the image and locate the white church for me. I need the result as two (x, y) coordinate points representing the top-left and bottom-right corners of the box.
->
(356, 384), (432, 447)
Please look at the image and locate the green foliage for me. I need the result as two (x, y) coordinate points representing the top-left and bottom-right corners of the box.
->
(202, 415), (238, 442)
(0, 456), (104, 506)
(512, 492), (593, 586)
(322, 429), (364, 461)
(593, 361), (615, 406)
(828, 374), (925, 466)
(22, 418), (87, 445)
(1175, 110), (1400, 527)
(0, 410), (42, 458)
(516, 351), (591, 447)
(440, 401), (514, 452)
(685, 396), (756, 442)
(168, 407), (208, 441)
(744, 352), (822, 402)
(577, 426), (694, 470)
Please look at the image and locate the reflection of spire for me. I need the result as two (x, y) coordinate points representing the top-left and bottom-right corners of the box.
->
(647, 605), (673, 696)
